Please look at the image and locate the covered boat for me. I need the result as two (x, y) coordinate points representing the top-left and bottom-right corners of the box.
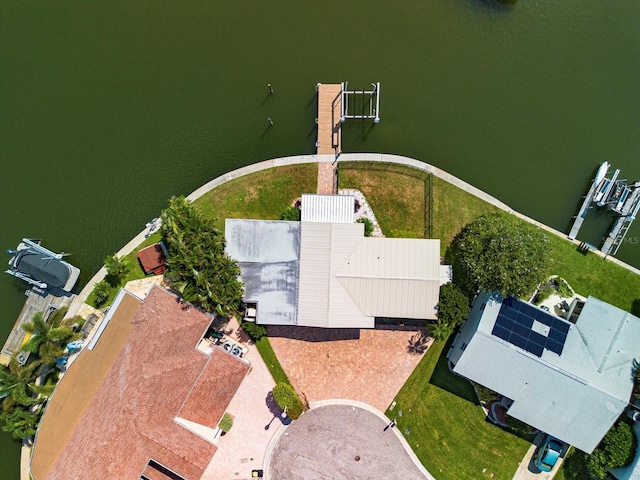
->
(6, 238), (80, 292)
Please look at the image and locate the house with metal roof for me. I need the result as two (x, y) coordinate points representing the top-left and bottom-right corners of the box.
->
(448, 292), (640, 453)
(226, 194), (444, 329)
(30, 285), (249, 480)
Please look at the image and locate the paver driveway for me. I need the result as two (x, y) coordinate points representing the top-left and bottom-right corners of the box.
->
(268, 325), (431, 412)
(268, 404), (432, 480)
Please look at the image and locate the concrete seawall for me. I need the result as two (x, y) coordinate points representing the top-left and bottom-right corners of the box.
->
(67, 152), (639, 319)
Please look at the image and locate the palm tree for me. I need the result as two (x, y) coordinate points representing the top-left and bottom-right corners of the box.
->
(22, 311), (80, 368)
(0, 354), (42, 413)
(160, 196), (244, 317)
(0, 407), (40, 440)
(428, 319), (454, 341)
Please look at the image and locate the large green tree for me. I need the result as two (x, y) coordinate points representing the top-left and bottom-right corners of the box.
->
(160, 196), (244, 317)
(452, 211), (552, 298)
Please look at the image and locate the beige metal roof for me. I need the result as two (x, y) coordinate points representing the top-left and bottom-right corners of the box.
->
(301, 194), (355, 223)
(297, 225), (440, 327)
(297, 222), (371, 328)
(336, 238), (441, 319)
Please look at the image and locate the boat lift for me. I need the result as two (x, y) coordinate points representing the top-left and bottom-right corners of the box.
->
(340, 81), (380, 124)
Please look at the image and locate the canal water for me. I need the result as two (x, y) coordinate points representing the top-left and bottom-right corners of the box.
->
(1, 1), (638, 477)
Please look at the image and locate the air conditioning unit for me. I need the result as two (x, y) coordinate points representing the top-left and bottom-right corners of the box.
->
(628, 409), (640, 422)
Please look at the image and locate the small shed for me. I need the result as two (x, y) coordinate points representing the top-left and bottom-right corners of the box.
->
(137, 242), (168, 275)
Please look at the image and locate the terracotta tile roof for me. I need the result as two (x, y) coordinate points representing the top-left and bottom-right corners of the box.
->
(138, 243), (167, 275)
(31, 286), (249, 480)
(178, 349), (246, 429)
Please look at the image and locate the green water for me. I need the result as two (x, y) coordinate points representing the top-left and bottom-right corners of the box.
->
(1, 1), (638, 477)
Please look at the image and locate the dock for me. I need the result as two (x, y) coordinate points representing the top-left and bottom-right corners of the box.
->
(568, 180), (597, 240)
(316, 83), (343, 156)
(316, 83), (343, 194)
(0, 288), (76, 366)
(601, 188), (640, 256)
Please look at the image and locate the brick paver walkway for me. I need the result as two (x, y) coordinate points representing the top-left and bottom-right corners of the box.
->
(267, 325), (432, 412)
(317, 161), (337, 194)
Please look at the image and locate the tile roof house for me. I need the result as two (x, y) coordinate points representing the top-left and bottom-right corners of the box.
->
(447, 292), (640, 453)
(30, 285), (249, 480)
(225, 194), (444, 329)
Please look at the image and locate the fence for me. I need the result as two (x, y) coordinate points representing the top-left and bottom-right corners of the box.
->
(337, 161), (433, 238)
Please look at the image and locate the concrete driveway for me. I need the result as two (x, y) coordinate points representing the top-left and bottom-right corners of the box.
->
(512, 432), (565, 480)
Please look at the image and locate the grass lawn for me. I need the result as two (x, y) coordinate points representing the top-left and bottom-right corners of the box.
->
(341, 164), (639, 479)
(254, 336), (290, 386)
(432, 176), (498, 256)
(195, 163), (318, 231)
(86, 232), (163, 308)
(389, 338), (531, 480)
(338, 168), (426, 238)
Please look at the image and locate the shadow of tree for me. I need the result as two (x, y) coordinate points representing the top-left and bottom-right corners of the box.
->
(631, 298), (640, 316)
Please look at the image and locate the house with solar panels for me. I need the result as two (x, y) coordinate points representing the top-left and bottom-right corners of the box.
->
(447, 292), (640, 453)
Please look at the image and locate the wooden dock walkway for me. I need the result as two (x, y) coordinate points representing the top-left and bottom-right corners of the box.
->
(316, 83), (342, 194)
(0, 289), (76, 365)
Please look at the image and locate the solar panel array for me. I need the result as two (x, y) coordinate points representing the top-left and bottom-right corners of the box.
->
(491, 298), (570, 357)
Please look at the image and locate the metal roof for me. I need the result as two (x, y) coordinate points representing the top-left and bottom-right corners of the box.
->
(297, 222), (372, 328)
(335, 238), (441, 319)
(449, 293), (640, 453)
(226, 218), (442, 328)
(301, 193), (355, 223)
(225, 219), (300, 325)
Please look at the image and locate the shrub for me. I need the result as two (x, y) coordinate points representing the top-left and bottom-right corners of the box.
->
(93, 281), (111, 307)
(535, 282), (555, 305)
(272, 382), (304, 420)
(241, 320), (267, 341)
(472, 382), (497, 406)
(437, 283), (470, 328)
(557, 278), (573, 298)
(587, 421), (636, 479)
(429, 319), (454, 341)
(218, 412), (234, 432)
(357, 217), (374, 237)
(280, 205), (301, 221)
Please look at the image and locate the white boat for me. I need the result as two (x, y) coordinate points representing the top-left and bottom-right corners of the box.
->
(594, 161), (609, 186)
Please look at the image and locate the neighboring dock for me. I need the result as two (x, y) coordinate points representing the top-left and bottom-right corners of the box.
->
(0, 288), (75, 366)
(568, 180), (597, 241)
(568, 162), (640, 257)
(601, 188), (640, 256)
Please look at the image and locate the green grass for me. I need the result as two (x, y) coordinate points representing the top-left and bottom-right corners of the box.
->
(195, 163), (318, 231)
(389, 338), (530, 480)
(86, 232), (162, 308)
(432, 176), (498, 256)
(338, 168), (426, 238)
(255, 337), (290, 386)
(549, 235), (640, 312)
